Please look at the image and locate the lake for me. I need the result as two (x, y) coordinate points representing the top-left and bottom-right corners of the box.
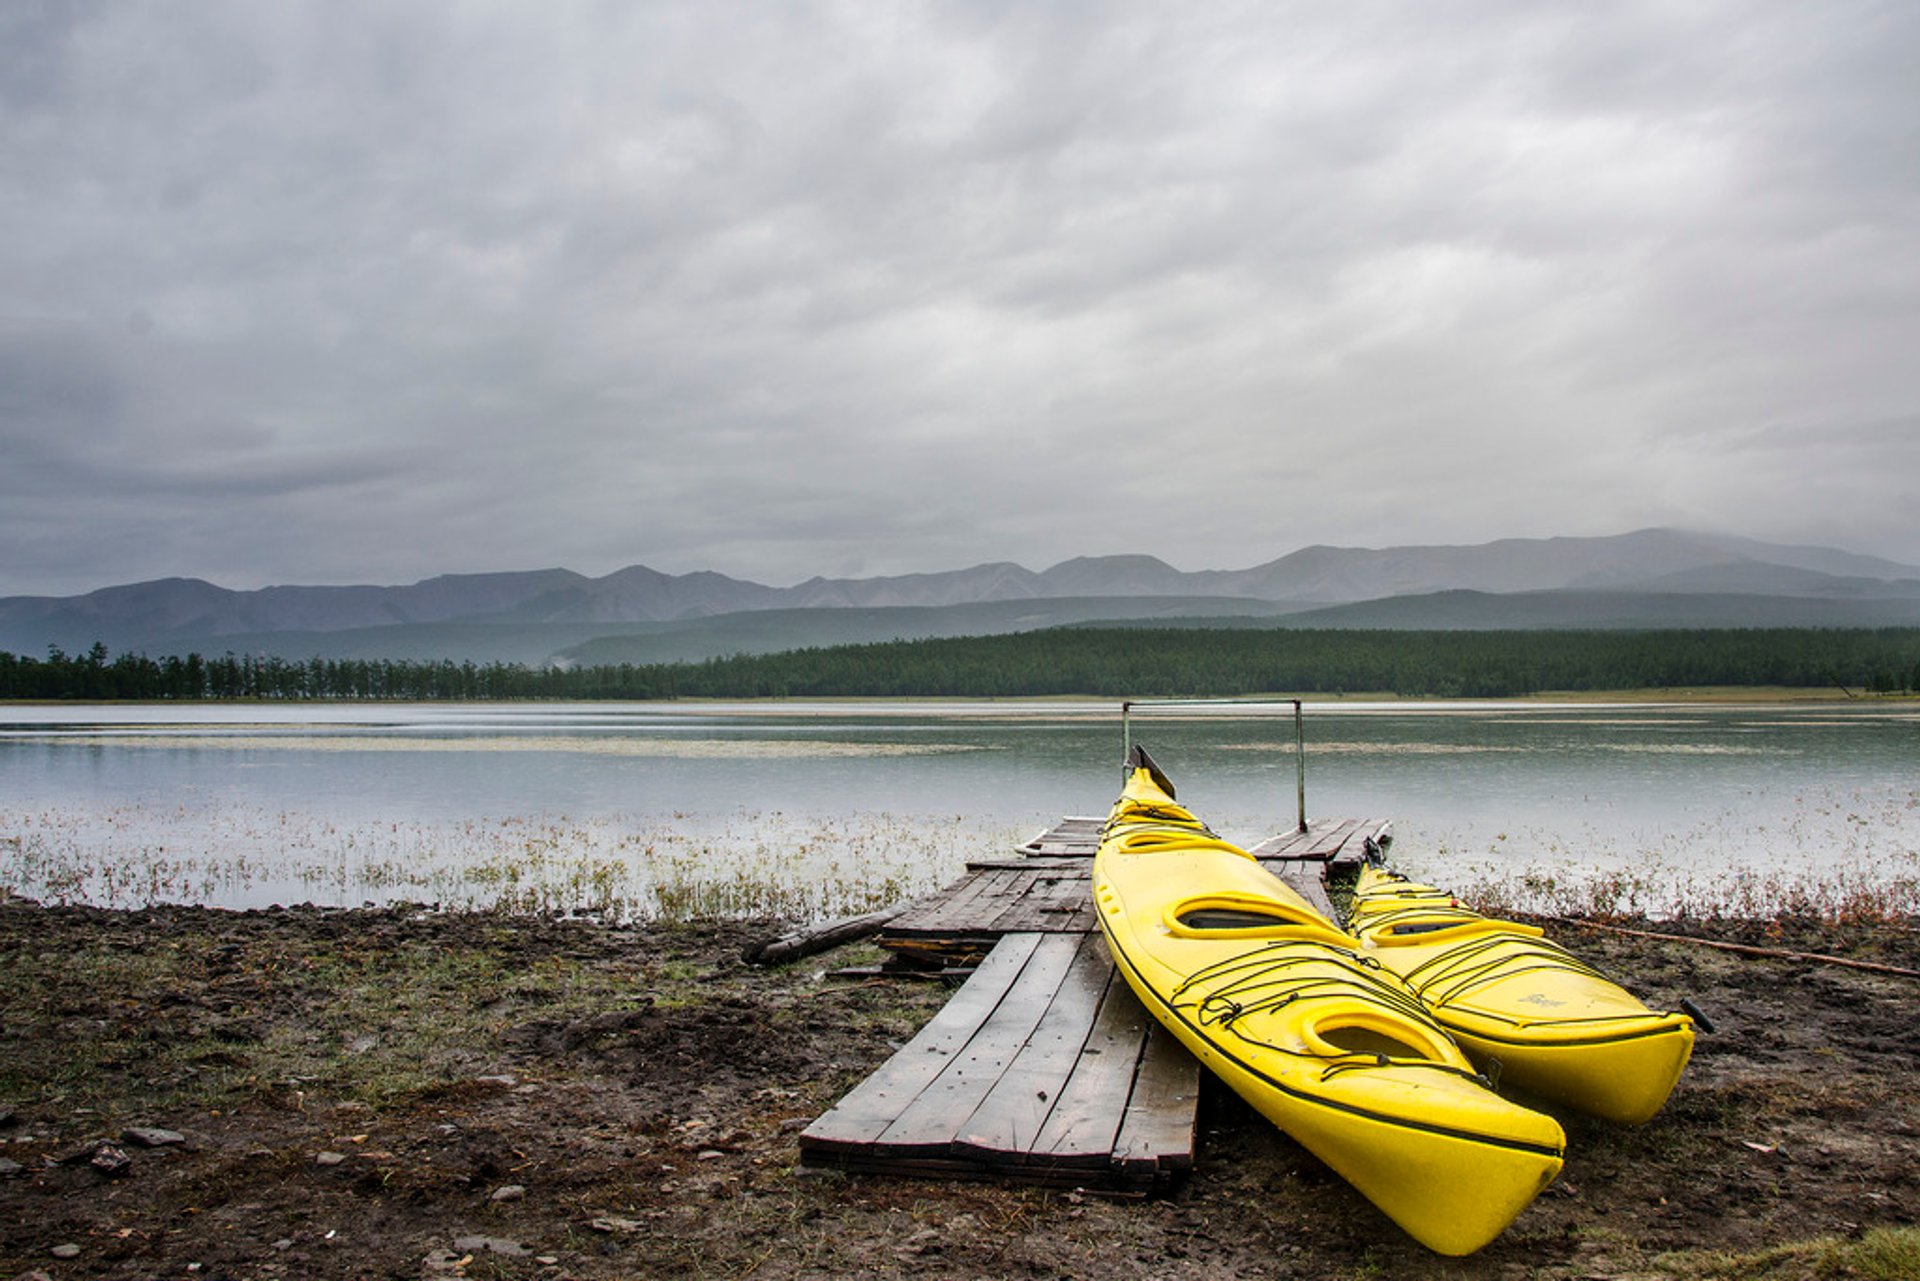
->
(2, 700), (1916, 920)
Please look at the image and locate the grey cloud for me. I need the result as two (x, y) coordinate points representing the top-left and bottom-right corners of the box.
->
(2, 1), (1917, 596)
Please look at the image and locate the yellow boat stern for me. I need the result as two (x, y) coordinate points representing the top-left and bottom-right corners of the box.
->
(1350, 865), (1695, 1124)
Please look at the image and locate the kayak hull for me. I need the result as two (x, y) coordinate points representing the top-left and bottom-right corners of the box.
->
(1093, 755), (1564, 1255)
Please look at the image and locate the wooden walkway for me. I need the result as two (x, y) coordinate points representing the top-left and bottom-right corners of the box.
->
(799, 813), (1388, 1192)
(799, 932), (1196, 1191)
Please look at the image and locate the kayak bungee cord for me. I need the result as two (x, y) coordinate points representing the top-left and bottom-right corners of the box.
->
(1171, 945), (1496, 1087)
(1353, 868), (1679, 1031)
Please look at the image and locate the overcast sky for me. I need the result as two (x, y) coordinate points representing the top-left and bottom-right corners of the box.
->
(3, 1), (1917, 596)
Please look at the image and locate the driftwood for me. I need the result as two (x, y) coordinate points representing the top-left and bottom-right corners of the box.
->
(1556, 917), (1920, 981)
(741, 906), (905, 966)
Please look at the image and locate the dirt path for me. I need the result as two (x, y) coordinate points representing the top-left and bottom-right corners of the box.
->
(1, 901), (1915, 1279)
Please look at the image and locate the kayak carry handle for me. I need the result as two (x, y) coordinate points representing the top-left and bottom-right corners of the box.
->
(1126, 744), (1177, 800)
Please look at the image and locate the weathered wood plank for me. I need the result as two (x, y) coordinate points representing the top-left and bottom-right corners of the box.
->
(1247, 818), (1389, 861)
(1019, 816), (1104, 858)
(1245, 818), (1337, 859)
(1243, 826), (1309, 859)
(889, 867), (1017, 935)
(800, 933), (1044, 1154)
(1113, 1020), (1201, 1179)
(877, 934), (1000, 969)
(953, 932), (1112, 1159)
(871, 934), (1085, 1155)
(1029, 954), (1156, 1162)
(1295, 817), (1360, 860)
(742, 906), (904, 966)
(985, 871), (1091, 933)
(1037, 868), (1101, 934)
(965, 856), (1088, 872)
(1262, 860), (1338, 922)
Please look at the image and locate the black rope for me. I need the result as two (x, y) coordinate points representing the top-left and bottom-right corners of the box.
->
(1349, 875), (1664, 1030)
(1168, 939), (1486, 1084)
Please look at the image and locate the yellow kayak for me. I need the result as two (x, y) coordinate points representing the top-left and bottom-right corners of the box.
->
(1347, 863), (1694, 1125)
(1092, 749), (1564, 1256)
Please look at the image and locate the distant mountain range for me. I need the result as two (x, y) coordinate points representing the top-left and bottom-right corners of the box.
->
(5, 529), (1919, 666)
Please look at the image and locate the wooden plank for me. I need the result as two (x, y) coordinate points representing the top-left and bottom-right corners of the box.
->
(1296, 817), (1361, 860)
(1113, 1019), (1201, 1180)
(1245, 818), (1336, 859)
(986, 871), (1092, 933)
(1247, 817), (1389, 862)
(1029, 953), (1156, 1163)
(965, 856), (1087, 872)
(877, 934), (1000, 969)
(1333, 818), (1391, 861)
(889, 867), (1017, 935)
(1263, 859), (1337, 922)
(959, 869), (1047, 933)
(1019, 816), (1104, 858)
(742, 906), (903, 966)
(953, 932), (1112, 1159)
(801, 933), (1044, 1154)
(1038, 867), (1101, 934)
(1022, 842), (1099, 859)
(1242, 827), (1317, 859)
(871, 934), (1085, 1155)
(884, 874), (978, 935)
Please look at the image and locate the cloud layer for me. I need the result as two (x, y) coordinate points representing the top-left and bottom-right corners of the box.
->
(3, 1), (1916, 594)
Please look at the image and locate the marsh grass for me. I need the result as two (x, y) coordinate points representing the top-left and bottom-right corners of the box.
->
(5, 777), (1916, 924)
(1, 806), (1010, 923)
(1652, 1227), (1920, 1280)
(1412, 788), (1920, 921)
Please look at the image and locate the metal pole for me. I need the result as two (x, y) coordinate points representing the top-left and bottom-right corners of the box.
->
(1294, 699), (1307, 833)
(1120, 700), (1132, 778)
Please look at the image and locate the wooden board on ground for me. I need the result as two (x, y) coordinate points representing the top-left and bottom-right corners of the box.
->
(801, 932), (1198, 1192)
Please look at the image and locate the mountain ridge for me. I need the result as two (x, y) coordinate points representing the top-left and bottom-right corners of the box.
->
(5, 528), (1919, 660)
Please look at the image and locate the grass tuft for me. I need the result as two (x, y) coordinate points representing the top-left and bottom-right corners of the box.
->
(1654, 1226), (1920, 1280)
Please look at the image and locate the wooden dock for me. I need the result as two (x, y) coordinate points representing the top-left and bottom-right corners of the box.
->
(800, 931), (1196, 1191)
(799, 813), (1388, 1191)
(875, 814), (1386, 969)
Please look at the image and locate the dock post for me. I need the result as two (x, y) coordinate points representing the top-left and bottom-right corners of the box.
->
(1294, 699), (1307, 833)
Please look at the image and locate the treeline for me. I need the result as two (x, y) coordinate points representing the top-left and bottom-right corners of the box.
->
(5, 629), (1920, 701)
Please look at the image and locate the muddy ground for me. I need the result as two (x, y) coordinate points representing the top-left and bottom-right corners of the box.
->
(1, 899), (1915, 1281)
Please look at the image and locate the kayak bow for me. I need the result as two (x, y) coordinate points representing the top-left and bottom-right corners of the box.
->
(1092, 748), (1564, 1255)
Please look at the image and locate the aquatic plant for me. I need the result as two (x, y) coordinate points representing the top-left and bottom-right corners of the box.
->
(0, 803), (1005, 923)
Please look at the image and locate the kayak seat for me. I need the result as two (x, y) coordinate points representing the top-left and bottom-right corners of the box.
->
(1167, 894), (1354, 948)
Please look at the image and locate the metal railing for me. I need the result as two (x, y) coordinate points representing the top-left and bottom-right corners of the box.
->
(1119, 698), (1308, 833)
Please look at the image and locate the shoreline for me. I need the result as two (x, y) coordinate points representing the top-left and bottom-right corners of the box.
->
(2, 900), (1915, 1279)
(3, 687), (1917, 709)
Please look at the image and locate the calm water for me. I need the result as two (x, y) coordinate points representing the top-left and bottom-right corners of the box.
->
(2, 700), (1915, 918)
